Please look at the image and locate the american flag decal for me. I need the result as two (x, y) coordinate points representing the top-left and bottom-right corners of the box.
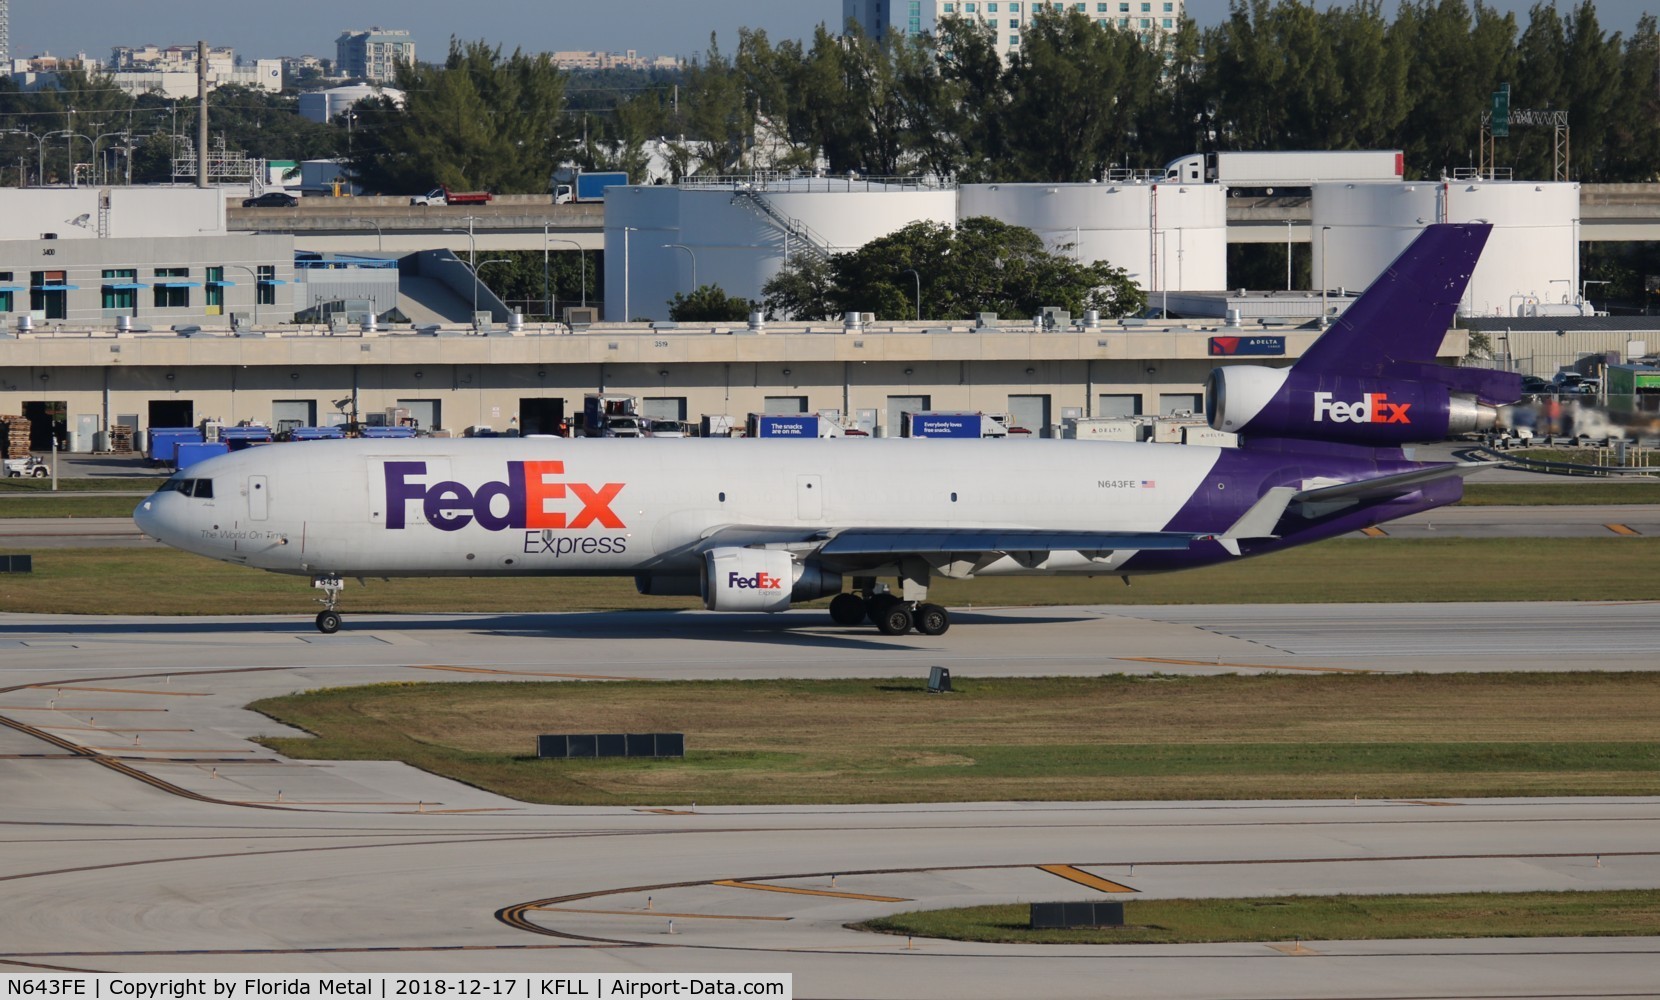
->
(1141, 480), (1156, 488)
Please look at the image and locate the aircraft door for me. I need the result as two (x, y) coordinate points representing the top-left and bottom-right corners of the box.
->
(248, 475), (269, 520)
(797, 474), (823, 520)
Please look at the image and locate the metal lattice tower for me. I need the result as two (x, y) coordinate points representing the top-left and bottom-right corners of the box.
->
(0, 0), (10, 67)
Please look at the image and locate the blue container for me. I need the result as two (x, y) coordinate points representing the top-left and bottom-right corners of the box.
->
(360, 425), (417, 439)
(905, 412), (982, 438)
(175, 441), (230, 470)
(289, 426), (346, 441)
(147, 427), (204, 465)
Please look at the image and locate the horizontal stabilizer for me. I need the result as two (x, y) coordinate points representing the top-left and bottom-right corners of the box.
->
(1295, 461), (1498, 506)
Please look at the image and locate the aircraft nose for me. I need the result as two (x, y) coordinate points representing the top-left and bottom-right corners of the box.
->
(133, 494), (169, 542)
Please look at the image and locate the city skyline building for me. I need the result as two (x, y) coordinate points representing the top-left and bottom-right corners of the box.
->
(335, 27), (413, 83)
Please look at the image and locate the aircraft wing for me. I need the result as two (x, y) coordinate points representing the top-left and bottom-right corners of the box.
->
(692, 526), (1209, 575)
(1291, 460), (1498, 519)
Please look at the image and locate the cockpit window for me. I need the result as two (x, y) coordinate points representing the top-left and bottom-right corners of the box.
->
(158, 478), (213, 498)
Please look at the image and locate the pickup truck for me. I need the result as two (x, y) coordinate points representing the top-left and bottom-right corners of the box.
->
(409, 186), (493, 207)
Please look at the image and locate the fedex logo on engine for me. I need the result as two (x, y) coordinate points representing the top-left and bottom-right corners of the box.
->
(1312, 391), (1412, 424)
(383, 460), (624, 532)
(727, 571), (785, 590)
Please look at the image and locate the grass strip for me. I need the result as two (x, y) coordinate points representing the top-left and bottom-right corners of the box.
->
(6, 538), (1660, 615)
(249, 673), (1660, 805)
(0, 497), (149, 518)
(0, 477), (165, 494)
(856, 891), (1660, 945)
(1457, 482), (1660, 505)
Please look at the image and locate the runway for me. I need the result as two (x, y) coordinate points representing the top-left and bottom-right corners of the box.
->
(2, 606), (1657, 996)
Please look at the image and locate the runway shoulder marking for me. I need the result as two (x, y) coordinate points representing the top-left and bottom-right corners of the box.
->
(635, 808), (697, 815)
(1037, 864), (1136, 894)
(712, 879), (910, 902)
(406, 664), (648, 681)
(28, 686), (209, 697)
(1360, 527), (1389, 538)
(1117, 657), (1375, 675)
(536, 907), (790, 922)
(1606, 523), (1642, 536)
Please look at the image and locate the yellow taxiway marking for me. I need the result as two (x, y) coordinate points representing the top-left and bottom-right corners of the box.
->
(1360, 526), (1389, 538)
(0, 706), (170, 712)
(1606, 523), (1641, 536)
(29, 686), (209, 697)
(1117, 657), (1374, 675)
(86, 747), (257, 754)
(1037, 864), (1137, 894)
(38, 727), (192, 733)
(535, 907), (790, 922)
(712, 879), (910, 903)
(405, 664), (645, 681)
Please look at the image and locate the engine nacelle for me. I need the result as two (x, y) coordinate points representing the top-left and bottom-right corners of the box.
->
(700, 547), (842, 613)
(1206, 366), (1496, 445)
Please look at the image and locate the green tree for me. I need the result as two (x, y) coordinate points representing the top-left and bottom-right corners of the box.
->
(348, 39), (572, 194)
(761, 255), (837, 320)
(668, 284), (753, 321)
(824, 218), (1145, 321)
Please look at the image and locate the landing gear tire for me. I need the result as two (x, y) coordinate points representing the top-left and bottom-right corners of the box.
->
(875, 602), (915, 636)
(315, 610), (341, 634)
(914, 603), (950, 636)
(829, 593), (868, 626)
(866, 593), (899, 625)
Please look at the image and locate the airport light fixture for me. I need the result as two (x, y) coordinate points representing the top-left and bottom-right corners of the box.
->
(473, 257), (512, 318)
(901, 268), (921, 322)
(545, 235), (587, 312)
(663, 243), (697, 292)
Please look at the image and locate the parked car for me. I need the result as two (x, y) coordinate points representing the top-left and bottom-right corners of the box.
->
(1520, 376), (1551, 395)
(242, 192), (299, 208)
(647, 419), (689, 438)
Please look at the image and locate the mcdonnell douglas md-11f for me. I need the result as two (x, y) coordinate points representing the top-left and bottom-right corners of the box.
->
(136, 224), (1520, 636)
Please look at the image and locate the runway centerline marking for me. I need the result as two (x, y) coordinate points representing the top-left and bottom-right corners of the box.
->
(1116, 657), (1374, 675)
(1037, 864), (1137, 893)
(712, 879), (910, 902)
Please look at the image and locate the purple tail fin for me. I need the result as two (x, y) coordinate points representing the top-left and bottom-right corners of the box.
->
(1295, 224), (1492, 374)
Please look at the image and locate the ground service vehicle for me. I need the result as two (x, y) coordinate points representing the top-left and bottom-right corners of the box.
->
(1162, 150), (1404, 194)
(409, 186), (494, 207)
(553, 171), (628, 204)
(4, 455), (47, 477)
(136, 225), (1517, 638)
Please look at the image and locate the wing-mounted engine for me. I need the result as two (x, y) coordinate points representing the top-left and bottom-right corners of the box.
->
(1206, 366), (1501, 446)
(700, 547), (842, 613)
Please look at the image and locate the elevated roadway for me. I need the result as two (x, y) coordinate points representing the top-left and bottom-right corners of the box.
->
(234, 185), (1660, 254)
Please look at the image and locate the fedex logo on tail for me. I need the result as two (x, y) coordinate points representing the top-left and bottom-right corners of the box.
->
(1312, 391), (1412, 425)
(727, 571), (785, 590)
(384, 461), (624, 532)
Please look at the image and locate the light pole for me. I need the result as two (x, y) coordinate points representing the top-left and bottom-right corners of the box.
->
(224, 264), (260, 326)
(443, 216), (479, 266)
(901, 268), (921, 322)
(5, 130), (45, 186)
(46, 131), (93, 187)
(472, 257), (512, 319)
(1319, 225), (1332, 326)
(546, 237), (586, 312)
(91, 131), (129, 186)
(622, 226), (637, 323)
(663, 243), (696, 292)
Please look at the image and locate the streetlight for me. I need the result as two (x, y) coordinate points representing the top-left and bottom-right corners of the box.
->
(224, 264), (261, 325)
(91, 131), (129, 187)
(443, 216), (479, 266)
(472, 257), (512, 318)
(1319, 225), (1332, 326)
(622, 226), (637, 323)
(6, 129), (46, 185)
(45, 131), (93, 187)
(901, 268), (921, 322)
(546, 236), (587, 313)
(662, 243), (697, 292)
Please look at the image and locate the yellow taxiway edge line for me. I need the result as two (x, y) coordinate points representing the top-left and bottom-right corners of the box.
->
(712, 879), (910, 902)
(1037, 864), (1137, 894)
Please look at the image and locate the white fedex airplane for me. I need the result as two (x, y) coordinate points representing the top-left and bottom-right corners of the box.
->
(136, 224), (1518, 637)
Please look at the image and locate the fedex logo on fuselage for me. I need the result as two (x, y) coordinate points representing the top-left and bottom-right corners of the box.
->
(1312, 391), (1412, 424)
(727, 571), (785, 590)
(383, 460), (624, 532)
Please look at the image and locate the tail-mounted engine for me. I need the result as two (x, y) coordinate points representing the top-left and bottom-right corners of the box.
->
(700, 547), (842, 613)
(1206, 366), (1502, 446)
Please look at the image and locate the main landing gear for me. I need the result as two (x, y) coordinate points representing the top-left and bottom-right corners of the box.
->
(313, 574), (345, 634)
(828, 571), (951, 636)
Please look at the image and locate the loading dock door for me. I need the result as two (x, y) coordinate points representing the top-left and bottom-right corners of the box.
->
(149, 400), (194, 430)
(518, 398), (565, 436)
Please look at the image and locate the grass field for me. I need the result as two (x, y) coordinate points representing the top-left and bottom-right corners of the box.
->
(857, 891), (1660, 945)
(249, 673), (1660, 805)
(1458, 482), (1660, 504)
(3, 538), (1660, 615)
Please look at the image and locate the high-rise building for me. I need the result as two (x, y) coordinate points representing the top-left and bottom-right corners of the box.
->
(335, 28), (414, 83)
(845, 1), (1186, 55)
(0, 0), (10, 66)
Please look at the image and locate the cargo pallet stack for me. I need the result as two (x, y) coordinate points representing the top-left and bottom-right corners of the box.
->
(1, 415), (30, 458)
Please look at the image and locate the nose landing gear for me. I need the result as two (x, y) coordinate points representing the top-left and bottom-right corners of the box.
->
(313, 575), (345, 634)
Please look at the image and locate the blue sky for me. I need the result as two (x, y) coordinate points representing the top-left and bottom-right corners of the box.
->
(14, 0), (1653, 63)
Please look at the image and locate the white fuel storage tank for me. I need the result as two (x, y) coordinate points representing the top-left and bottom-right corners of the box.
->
(1311, 181), (1581, 318)
(958, 181), (1228, 296)
(604, 178), (957, 322)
